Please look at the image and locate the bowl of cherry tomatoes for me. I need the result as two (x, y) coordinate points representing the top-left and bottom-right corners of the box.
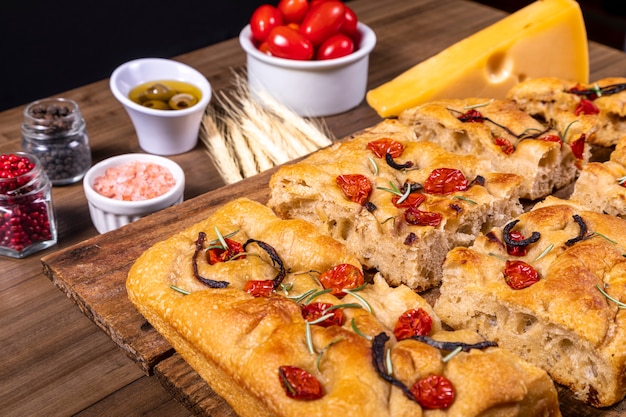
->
(239, 0), (376, 117)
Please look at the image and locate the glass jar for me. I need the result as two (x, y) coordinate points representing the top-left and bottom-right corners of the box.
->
(0, 152), (57, 258)
(21, 98), (92, 186)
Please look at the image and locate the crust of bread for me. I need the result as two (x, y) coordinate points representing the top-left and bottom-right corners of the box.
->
(397, 98), (579, 200)
(507, 77), (626, 148)
(435, 197), (626, 407)
(127, 197), (561, 417)
(571, 135), (626, 218)
(268, 120), (524, 291)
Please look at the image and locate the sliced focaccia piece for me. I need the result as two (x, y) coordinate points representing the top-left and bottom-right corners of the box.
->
(127, 197), (561, 417)
(570, 134), (626, 218)
(397, 98), (584, 200)
(268, 120), (524, 291)
(507, 76), (626, 148)
(435, 196), (626, 407)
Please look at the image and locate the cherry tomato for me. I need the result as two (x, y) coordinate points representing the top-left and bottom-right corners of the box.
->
(539, 134), (563, 146)
(423, 168), (469, 195)
(411, 374), (455, 409)
(301, 302), (345, 327)
(367, 138), (404, 158)
(266, 25), (314, 60)
(506, 230), (528, 256)
(457, 108), (484, 123)
(392, 192), (426, 209)
(336, 174), (372, 205)
(316, 33), (354, 60)
(570, 134), (586, 161)
(340, 6), (359, 38)
(404, 206), (442, 227)
(493, 137), (515, 155)
(278, 366), (324, 400)
(243, 279), (274, 297)
(319, 263), (364, 298)
(278, 0), (309, 23)
(207, 238), (245, 265)
(503, 260), (539, 289)
(394, 308), (433, 340)
(300, 0), (345, 46)
(574, 98), (600, 116)
(250, 4), (283, 43)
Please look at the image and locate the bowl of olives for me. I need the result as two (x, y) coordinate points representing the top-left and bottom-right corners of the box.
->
(110, 58), (212, 155)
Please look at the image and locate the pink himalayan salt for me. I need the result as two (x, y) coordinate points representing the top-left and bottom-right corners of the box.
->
(93, 160), (176, 201)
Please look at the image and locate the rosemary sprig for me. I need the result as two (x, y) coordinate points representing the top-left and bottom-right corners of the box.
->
(442, 346), (463, 363)
(306, 314), (335, 354)
(452, 195), (477, 205)
(343, 284), (373, 314)
(368, 156), (379, 176)
(351, 318), (373, 340)
(170, 285), (190, 295)
(534, 243), (554, 261)
(589, 232), (618, 245)
(288, 288), (317, 303)
(596, 284), (626, 309)
(561, 120), (580, 142)
(463, 99), (494, 109)
(316, 337), (344, 372)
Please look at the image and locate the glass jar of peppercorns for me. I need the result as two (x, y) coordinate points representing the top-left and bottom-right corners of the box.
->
(21, 98), (92, 185)
(0, 152), (57, 258)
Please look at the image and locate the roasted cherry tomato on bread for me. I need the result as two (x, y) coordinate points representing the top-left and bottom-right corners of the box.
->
(411, 374), (455, 409)
(423, 168), (469, 195)
(301, 302), (345, 327)
(244, 279), (274, 297)
(503, 260), (539, 289)
(367, 138), (404, 159)
(278, 366), (324, 400)
(394, 308), (433, 340)
(250, 4), (283, 42)
(207, 238), (246, 264)
(319, 263), (364, 298)
(336, 174), (372, 205)
(266, 25), (314, 60)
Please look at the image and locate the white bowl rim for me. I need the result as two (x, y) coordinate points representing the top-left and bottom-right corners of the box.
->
(83, 153), (185, 212)
(109, 57), (212, 118)
(239, 22), (376, 70)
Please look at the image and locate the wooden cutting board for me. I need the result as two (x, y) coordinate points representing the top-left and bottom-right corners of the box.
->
(42, 164), (626, 417)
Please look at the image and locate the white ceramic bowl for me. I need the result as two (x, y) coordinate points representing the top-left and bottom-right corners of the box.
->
(83, 153), (185, 234)
(110, 58), (212, 155)
(239, 22), (376, 117)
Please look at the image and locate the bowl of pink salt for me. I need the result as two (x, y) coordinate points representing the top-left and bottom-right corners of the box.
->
(83, 153), (185, 233)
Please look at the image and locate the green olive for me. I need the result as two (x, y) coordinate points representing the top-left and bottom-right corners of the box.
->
(141, 100), (171, 110)
(143, 83), (175, 102)
(169, 93), (197, 110)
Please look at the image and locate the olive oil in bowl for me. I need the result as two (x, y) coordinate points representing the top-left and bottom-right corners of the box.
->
(129, 80), (202, 110)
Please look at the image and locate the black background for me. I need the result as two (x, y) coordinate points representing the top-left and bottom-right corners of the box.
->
(0, 0), (267, 111)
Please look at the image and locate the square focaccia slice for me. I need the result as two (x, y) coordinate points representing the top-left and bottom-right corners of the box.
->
(268, 120), (524, 291)
(507, 76), (626, 148)
(397, 98), (584, 200)
(435, 196), (626, 407)
(571, 134), (626, 218)
(127, 197), (561, 417)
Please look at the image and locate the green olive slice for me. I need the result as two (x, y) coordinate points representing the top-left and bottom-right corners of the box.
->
(169, 93), (198, 110)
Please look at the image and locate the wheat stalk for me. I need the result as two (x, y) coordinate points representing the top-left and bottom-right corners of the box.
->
(199, 70), (334, 184)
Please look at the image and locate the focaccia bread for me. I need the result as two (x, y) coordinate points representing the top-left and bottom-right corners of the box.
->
(127, 197), (561, 417)
(506, 76), (626, 148)
(268, 119), (524, 291)
(435, 196), (626, 407)
(570, 134), (626, 218)
(397, 98), (582, 200)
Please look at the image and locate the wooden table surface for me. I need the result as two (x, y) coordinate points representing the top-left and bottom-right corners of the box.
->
(2, 1), (626, 416)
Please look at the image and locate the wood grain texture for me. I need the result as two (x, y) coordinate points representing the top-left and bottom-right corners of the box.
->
(3, 0), (626, 416)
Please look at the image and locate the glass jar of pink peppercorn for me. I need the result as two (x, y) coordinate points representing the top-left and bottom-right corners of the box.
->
(0, 152), (57, 258)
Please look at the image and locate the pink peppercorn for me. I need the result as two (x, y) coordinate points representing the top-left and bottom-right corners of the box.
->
(0, 153), (57, 258)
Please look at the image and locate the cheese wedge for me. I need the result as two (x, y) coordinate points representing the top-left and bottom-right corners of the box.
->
(366, 0), (589, 118)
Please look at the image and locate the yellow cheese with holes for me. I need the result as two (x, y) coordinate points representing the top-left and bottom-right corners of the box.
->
(366, 0), (589, 118)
